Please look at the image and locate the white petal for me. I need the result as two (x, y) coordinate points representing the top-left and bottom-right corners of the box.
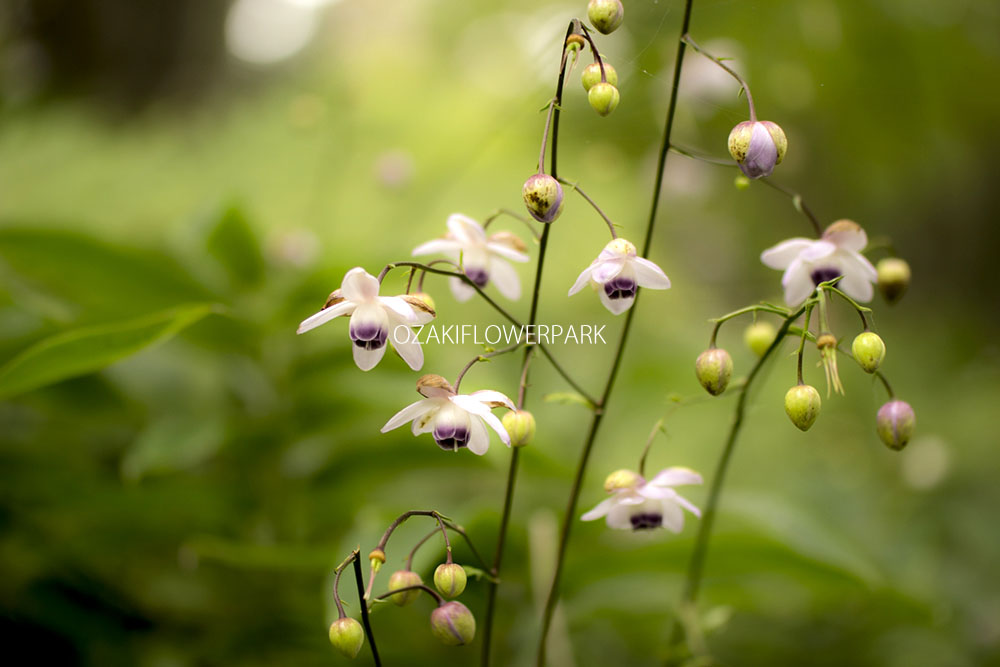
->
(353, 342), (387, 371)
(487, 241), (530, 263)
(341, 267), (380, 302)
(468, 390), (516, 411)
(412, 239), (461, 257)
(782, 260), (816, 306)
(800, 240), (837, 262)
(581, 497), (615, 521)
(825, 225), (868, 252)
(567, 265), (596, 296)
(296, 300), (356, 334)
(638, 485), (677, 500)
(449, 276), (476, 302)
(837, 264), (875, 303)
(466, 417), (490, 455)
(447, 214), (487, 246)
(846, 251), (878, 282)
(605, 502), (634, 530)
(598, 285), (634, 315)
(673, 493), (702, 519)
(631, 257), (671, 289)
(411, 400), (445, 435)
(591, 257), (625, 284)
(379, 296), (417, 321)
(489, 258), (521, 300)
(381, 399), (434, 432)
(450, 394), (490, 417)
(760, 239), (813, 270)
(480, 412), (511, 446)
(389, 320), (424, 370)
(659, 500), (686, 533)
(649, 467), (704, 488)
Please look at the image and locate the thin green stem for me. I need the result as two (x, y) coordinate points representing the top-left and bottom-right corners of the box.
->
(482, 208), (541, 240)
(557, 177), (618, 239)
(759, 178), (824, 237)
(681, 33), (756, 121)
(638, 418), (667, 478)
(453, 343), (522, 392)
(796, 305), (814, 385)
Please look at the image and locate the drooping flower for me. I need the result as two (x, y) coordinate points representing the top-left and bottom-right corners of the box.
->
(297, 267), (435, 372)
(581, 468), (702, 532)
(568, 238), (671, 315)
(412, 214), (529, 302)
(728, 120), (787, 179)
(380, 375), (514, 455)
(760, 220), (878, 306)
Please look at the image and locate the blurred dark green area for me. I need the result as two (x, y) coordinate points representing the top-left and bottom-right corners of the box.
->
(1, 0), (999, 665)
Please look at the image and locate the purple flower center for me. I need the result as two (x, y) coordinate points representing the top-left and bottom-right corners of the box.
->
(603, 276), (637, 300)
(809, 266), (843, 286)
(629, 513), (663, 530)
(350, 323), (388, 350)
(465, 267), (489, 288)
(433, 423), (470, 451)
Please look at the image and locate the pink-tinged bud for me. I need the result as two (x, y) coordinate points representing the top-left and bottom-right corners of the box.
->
(728, 120), (787, 179)
(695, 348), (733, 396)
(581, 62), (618, 91)
(522, 173), (565, 223)
(387, 570), (422, 606)
(784, 384), (821, 431)
(329, 617), (364, 658)
(877, 257), (911, 304)
(588, 0), (624, 34)
(588, 82), (620, 116)
(433, 563), (467, 598)
(877, 400), (915, 451)
(430, 601), (476, 646)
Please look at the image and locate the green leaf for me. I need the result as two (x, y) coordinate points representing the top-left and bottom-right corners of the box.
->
(0, 303), (216, 399)
(204, 204), (265, 289)
(120, 415), (226, 482)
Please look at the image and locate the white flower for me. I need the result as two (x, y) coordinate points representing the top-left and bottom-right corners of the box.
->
(761, 220), (878, 306)
(568, 238), (671, 315)
(297, 267), (435, 372)
(412, 214), (530, 302)
(581, 468), (702, 532)
(380, 374), (515, 455)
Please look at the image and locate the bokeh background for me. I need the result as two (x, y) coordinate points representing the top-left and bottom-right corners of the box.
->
(2, 0), (999, 665)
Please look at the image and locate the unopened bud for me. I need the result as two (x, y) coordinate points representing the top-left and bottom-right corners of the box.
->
(877, 400), (915, 451)
(877, 257), (911, 304)
(406, 292), (436, 314)
(522, 173), (565, 223)
(588, 0), (624, 34)
(329, 617), (364, 658)
(565, 34), (586, 53)
(587, 82), (620, 116)
(387, 569), (423, 606)
(695, 348), (733, 396)
(581, 62), (618, 91)
(430, 601), (476, 646)
(744, 321), (777, 357)
(368, 548), (385, 573)
(734, 174), (751, 190)
(728, 120), (787, 179)
(433, 563), (467, 598)
(784, 384), (821, 431)
(852, 332), (886, 373)
(603, 469), (641, 492)
(502, 409), (535, 446)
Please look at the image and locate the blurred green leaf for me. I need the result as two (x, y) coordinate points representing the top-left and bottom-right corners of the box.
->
(121, 415), (226, 481)
(0, 303), (216, 399)
(204, 205), (265, 289)
(182, 535), (334, 572)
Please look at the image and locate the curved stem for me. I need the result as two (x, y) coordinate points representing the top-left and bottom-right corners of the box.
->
(638, 418), (666, 478)
(405, 528), (439, 571)
(373, 583), (444, 606)
(681, 33), (756, 121)
(759, 178), (824, 237)
(453, 343), (522, 392)
(796, 305), (814, 385)
(557, 177), (618, 239)
(482, 208), (541, 240)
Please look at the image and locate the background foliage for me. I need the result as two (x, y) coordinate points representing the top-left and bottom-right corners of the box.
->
(1, 0), (999, 665)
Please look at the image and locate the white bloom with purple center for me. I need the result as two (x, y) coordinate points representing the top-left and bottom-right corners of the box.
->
(568, 238), (671, 315)
(380, 375), (514, 455)
(582, 468), (703, 532)
(412, 214), (530, 302)
(297, 267), (435, 372)
(761, 220), (878, 306)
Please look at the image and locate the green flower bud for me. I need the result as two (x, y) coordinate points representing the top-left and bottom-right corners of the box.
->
(387, 569), (422, 606)
(877, 400), (915, 451)
(501, 409), (535, 446)
(588, 0), (624, 34)
(587, 82), (620, 116)
(581, 62), (618, 91)
(744, 321), (777, 357)
(603, 468), (641, 492)
(852, 332), (886, 373)
(695, 348), (733, 396)
(876, 257), (911, 304)
(734, 174), (751, 191)
(329, 617), (365, 659)
(433, 563), (467, 598)
(784, 384), (821, 431)
(522, 173), (565, 223)
(368, 548), (385, 573)
(430, 601), (476, 646)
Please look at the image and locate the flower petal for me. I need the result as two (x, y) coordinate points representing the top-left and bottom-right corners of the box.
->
(486, 241), (530, 263)
(447, 214), (487, 246)
(800, 240), (837, 262)
(659, 499), (686, 533)
(760, 239), (813, 269)
(581, 497), (615, 521)
(598, 284), (634, 315)
(412, 238), (461, 257)
(825, 224), (868, 252)
(468, 389), (516, 411)
(782, 260), (816, 306)
(480, 411), (510, 446)
(591, 257), (625, 284)
(449, 276), (476, 302)
(379, 296), (417, 322)
(836, 262), (875, 302)
(605, 502), (634, 530)
(489, 258), (521, 300)
(631, 257), (671, 289)
(381, 399), (434, 432)
(648, 467), (704, 488)
(389, 319), (424, 371)
(673, 493), (702, 519)
(296, 300), (356, 334)
(353, 341), (387, 371)
(466, 417), (490, 455)
(568, 264), (596, 296)
(341, 267), (380, 302)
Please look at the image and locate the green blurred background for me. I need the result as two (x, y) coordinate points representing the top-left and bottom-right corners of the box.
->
(1, 0), (998, 665)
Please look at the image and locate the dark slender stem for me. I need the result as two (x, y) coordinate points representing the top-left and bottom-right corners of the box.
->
(557, 177), (618, 238)
(441, 520), (493, 572)
(333, 552), (355, 618)
(405, 528), (439, 571)
(373, 583), (444, 606)
(681, 33), (756, 121)
(536, 2), (696, 663)
(352, 550), (381, 666)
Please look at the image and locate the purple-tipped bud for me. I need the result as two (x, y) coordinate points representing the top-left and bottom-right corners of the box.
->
(588, 0), (624, 34)
(386, 570), (422, 606)
(522, 173), (565, 223)
(430, 601), (476, 646)
(877, 257), (911, 304)
(433, 563), (467, 598)
(877, 400), (915, 451)
(695, 348), (734, 396)
(581, 62), (618, 91)
(852, 332), (886, 374)
(728, 120), (787, 179)
(588, 82), (620, 116)
(329, 617), (364, 658)
(785, 384), (821, 431)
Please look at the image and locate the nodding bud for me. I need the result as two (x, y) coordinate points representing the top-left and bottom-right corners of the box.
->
(522, 173), (565, 223)
(877, 400), (915, 451)
(877, 257), (911, 304)
(407, 291), (436, 314)
(387, 570), (423, 606)
(744, 321), (777, 358)
(695, 348), (734, 396)
(430, 601), (476, 646)
(588, 0), (624, 34)
(784, 384), (821, 431)
(603, 469), (641, 492)
(565, 34), (586, 53)
(581, 62), (618, 91)
(727, 120), (787, 179)
(501, 409), (536, 446)
(852, 332), (886, 373)
(329, 617), (365, 659)
(588, 82), (620, 116)
(368, 548), (386, 573)
(433, 563), (467, 598)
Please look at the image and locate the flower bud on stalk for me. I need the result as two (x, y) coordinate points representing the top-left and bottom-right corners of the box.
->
(581, 62), (618, 91)
(502, 409), (536, 446)
(408, 291), (436, 313)
(785, 384), (821, 431)
(588, 82), (620, 116)
(695, 348), (733, 396)
(430, 601), (476, 646)
(728, 120), (787, 179)
(877, 400), (915, 451)
(386, 569), (422, 606)
(744, 321), (777, 358)
(368, 548), (385, 573)
(329, 617), (365, 658)
(433, 563), (467, 598)
(522, 173), (565, 223)
(852, 332), (886, 373)
(588, 0), (624, 34)
(876, 257), (911, 304)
